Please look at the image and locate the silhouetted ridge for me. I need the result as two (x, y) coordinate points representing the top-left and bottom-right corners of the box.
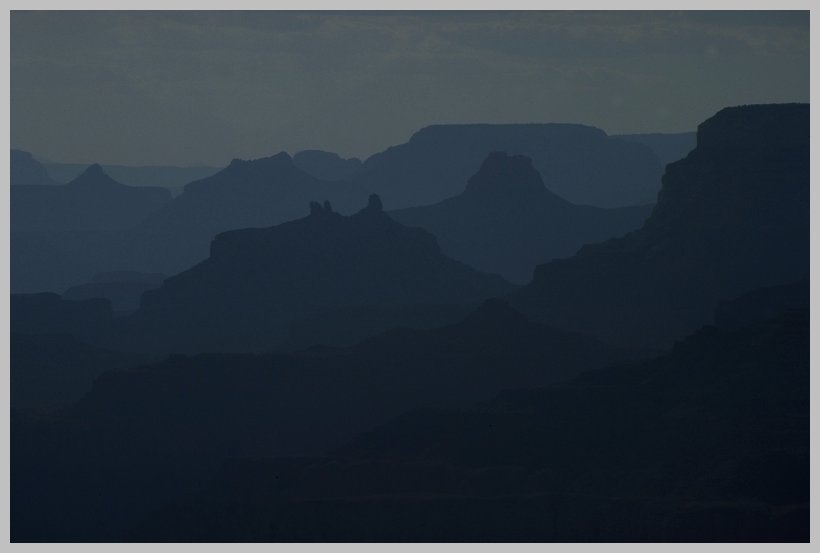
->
(10, 149), (59, 186)
(612, 132), (696, 166)
(42, 160), (220, 189)
(11, 159), (172, 242)
(391, 152), (651, 283)
(715, 278), (808, 330)
(67, 163), (125, 188)
(408, 122), (608, 143)
(696, 103), (808, 154)
(192, 152), (297, 194)
(512, 103), (809, 347)
(359, 122), (662, 208)
(293, 150), (362, 181)
(122, 195), (511, 352)
(643, 103), (809, 234)
(15, 151), (375, 295)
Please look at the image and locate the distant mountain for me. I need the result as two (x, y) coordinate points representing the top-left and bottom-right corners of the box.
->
(116, 194), (513, 353)
(11, 153), (370, 294)
(135, 152), (369, 265)
(148, 152), (366, 233)
(613, 132), (697, 166)
(509, 104), (809, 348)
(43, 160), (220, 191)
(10, 149), (59, 186)
(391, 152), (652, 283)
(293, 150), (362, 181)
(11, 164), (171, 232)
(354, 123), (663, 208)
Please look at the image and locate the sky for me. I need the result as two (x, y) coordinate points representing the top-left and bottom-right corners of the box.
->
(10, 10), (810, 166)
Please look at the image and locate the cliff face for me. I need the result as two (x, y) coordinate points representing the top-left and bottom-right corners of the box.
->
(510, 104), (809, 348)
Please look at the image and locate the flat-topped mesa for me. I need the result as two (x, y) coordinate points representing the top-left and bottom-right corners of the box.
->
(408, 123), (608, 145)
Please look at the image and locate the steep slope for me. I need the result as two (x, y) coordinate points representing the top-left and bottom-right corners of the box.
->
(117, 195), (513, 353)
(11, 164), (171, 232)
(509, 104), (809, 348)
(391, 152), (652, 283)
(10, 149), (59, 186)
(355, 123), (663, 208)
(613, 132), (697, 166)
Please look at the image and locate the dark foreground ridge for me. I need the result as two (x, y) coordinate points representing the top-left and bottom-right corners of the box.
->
(510, 103), (809, 348)
(137, 284), (809, 542)
(9, 104), (810, 543)
(11, 281), (807, 541)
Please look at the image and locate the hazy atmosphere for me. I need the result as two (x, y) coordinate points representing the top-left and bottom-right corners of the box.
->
(10, 10), (811, 543)
(11, 10), (809, 165)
